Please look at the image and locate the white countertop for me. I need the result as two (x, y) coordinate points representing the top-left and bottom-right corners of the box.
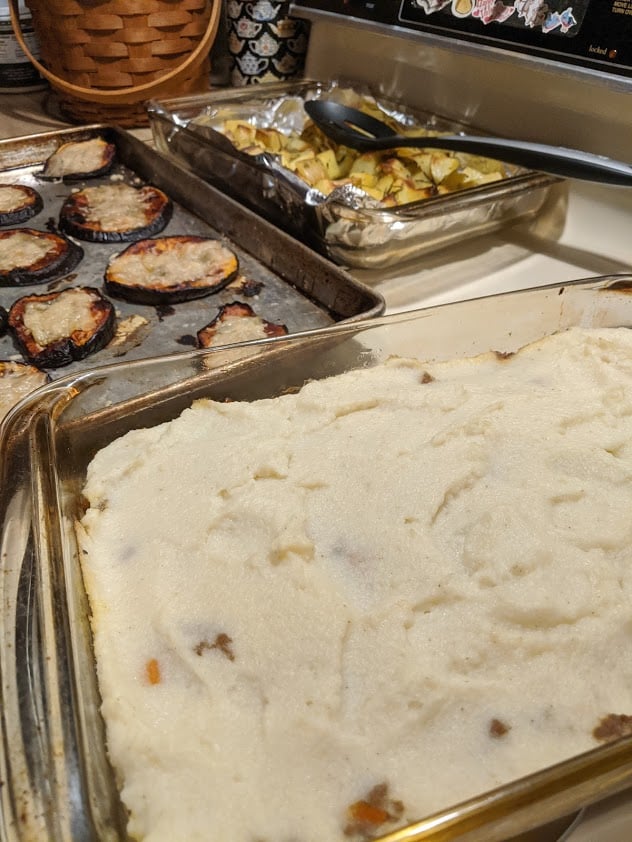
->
(0, 89), (153, 145)
(0, 90), (67, 139)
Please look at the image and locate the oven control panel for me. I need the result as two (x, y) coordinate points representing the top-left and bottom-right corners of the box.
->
(294, 0), (632, 76)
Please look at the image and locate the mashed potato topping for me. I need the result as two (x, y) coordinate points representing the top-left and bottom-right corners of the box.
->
(78, 326), (632, 841)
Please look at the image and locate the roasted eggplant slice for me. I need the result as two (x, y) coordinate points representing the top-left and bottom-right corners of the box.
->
(40, 136), (116, 181)
(105, 236), (239, 305)
(8, 286), (115, 368)
(0, 228), (83, 286)
(197, 301), (288, 348)
(0, 360), (49, 420)
(59, 183), (173, 243)
(0, 184), (43, 226)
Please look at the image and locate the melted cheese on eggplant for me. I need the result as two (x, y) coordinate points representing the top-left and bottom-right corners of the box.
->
(0, 362), (47, 420)
(207, 313), (269, 346)
(44, 138), (109, 178)
(0, 186), (29, 213)
(79, 325), (632, 842)
(23, 288), (97, 346)
(115, 240), (235, 288)
(81, 184), (151, 230)
(0, 231), (56, 269)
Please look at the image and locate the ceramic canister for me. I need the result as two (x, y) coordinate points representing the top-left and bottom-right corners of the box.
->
(0, 0), (45, 92)
(226, 0), (309, 86)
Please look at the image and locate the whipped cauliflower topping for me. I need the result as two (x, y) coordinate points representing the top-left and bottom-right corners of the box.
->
(78, 326), (632, 841)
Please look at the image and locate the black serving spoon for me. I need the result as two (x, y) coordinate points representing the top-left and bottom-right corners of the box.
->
(304, 100), (632, 186)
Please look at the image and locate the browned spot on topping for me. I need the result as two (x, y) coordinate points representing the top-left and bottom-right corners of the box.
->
(367, 783), (388, 805)
(593, 713), (632, 743)
(606, 279), (632, 294)
(343, 783), (404, 839)
(420, 371), (434, 384)
(76, 494), (90, 516)
(145, 658), (161, 685)
(347, 801), (389, 827)
(195, 632), (235, 661)
(489, 717), (510, 738)
(495, 350), (515, 360)
(389, 799), (404, 818)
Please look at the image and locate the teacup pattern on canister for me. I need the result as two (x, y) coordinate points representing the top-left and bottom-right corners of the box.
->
(226, 0), (309, 85)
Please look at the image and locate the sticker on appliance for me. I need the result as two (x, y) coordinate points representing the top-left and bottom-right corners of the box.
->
(412, 0), (588, 34)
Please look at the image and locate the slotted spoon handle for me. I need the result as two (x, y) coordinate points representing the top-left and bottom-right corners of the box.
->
(304, 100), (632, 186)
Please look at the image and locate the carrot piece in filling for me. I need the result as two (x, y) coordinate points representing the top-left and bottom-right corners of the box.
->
(145, 658), (161, 685)
(347, 800), (389, 826)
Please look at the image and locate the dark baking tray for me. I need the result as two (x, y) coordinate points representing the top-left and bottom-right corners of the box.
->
(0, 124), (384, 378)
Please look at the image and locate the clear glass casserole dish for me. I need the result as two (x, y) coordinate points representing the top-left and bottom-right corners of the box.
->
(147, 79), (563, 270)
(2, 274), (632, 841)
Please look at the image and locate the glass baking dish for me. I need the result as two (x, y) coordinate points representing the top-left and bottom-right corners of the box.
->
(147, 79), (563, 269)
(2, 274), (632, 842)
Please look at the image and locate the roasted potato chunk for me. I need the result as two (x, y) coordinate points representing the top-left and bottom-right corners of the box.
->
(218, 101), (507, 207)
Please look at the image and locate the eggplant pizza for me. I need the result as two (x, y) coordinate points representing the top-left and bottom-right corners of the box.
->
(59, 183), (173, 243)
(104, 236), (239, 304)
(8, 286), (115, 368)
(0, 184), (43, 226)
(41, 136), (116, 181)
(0, 228), (83, 286)
(197, 301), (288, 349)
(0, 360), (49, 420)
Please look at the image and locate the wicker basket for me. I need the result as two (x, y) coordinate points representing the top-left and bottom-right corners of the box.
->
(9, 0), (221, 127)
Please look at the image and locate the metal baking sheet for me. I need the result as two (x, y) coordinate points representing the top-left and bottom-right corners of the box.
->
(0, 124), (384, 378)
